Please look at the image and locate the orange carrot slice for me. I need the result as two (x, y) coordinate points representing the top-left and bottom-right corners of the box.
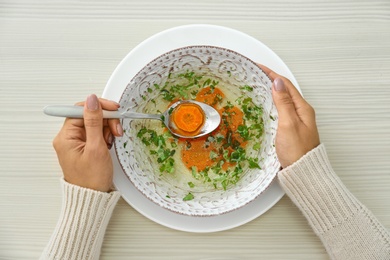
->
(172, 103), (205, 133)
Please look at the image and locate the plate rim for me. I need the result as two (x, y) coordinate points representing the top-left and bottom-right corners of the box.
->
(103, 24), (300, 233)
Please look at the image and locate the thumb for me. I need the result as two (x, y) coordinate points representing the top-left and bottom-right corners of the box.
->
(84, 94), (104, 145)
(272, 78), (299, 123)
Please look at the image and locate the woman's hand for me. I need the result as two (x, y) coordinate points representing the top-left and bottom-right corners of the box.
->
(52, 94), (123, 192)
(259, 65), (320, 168)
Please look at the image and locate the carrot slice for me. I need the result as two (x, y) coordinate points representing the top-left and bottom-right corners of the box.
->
(172, 103), (205, 133)
(195, 87), (224, 108)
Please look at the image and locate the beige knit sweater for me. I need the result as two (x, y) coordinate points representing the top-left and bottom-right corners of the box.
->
(41, 144), (390, 259)
(40, 180), (121, 259)
(278, 144), (390, 259)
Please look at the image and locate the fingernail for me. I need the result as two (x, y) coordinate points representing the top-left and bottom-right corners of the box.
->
(116, 123), (123, 136)
(108, 133), (114, 149)
(108, 132), (114, 145)
(273, 78), (286, 92)
(87, 94), (99, 111)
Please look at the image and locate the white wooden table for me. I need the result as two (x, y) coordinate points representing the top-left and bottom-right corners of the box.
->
(1, 1), (389, 259)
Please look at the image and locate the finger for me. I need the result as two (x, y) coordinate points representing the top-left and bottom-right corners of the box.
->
(76, 98), (120, 111)
(108, 118), (123, 137)
(76, 98), (120, 133)
(103, 126), (114, 149)
(257, 64), (280, 81)
(63, 102), (85, 128)
(275, 77), (313, 124)
(63, 117), (84, 129)
(83, 94), (105, 147)
(258, 64), (309, 112)
(99, 98), (120, 110)
(272, 78), (300, 124)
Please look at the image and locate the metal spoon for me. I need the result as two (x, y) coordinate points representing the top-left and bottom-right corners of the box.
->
(43, 100), (221, 138)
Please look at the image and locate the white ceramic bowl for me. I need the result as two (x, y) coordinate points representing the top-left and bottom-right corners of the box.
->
(114, 45), (279, 216)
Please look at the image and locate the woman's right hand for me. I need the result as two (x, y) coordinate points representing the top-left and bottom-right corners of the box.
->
(53, 95), (122, 192)
(259, 65), (320, 168)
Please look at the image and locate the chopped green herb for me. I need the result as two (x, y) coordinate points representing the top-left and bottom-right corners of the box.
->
(225, 101), (234, 109)
(161, 89), (175, 101)
(203, 78), (211, 87)
(183, 193), (194, 201)
(237, 125), (250, 140)
(240, 85), (254, 92)
(159, 157), (175, 174)
(248, 157), (261, 169)
(215, 134), (225, 143)
(137, 127), (177, 174)
(209, 150), (218, 160)
(171, 141), (178, 148)
(253, 142), (261, 151)
(230, 147), (246, 163)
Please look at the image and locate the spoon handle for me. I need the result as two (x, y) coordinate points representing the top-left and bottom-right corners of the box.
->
(43, 105), (163, 121)
(121, 111), (162, 120)
(43, 105), (121, 119)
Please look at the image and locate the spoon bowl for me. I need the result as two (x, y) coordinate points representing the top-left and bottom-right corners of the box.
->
(43, 100), (221, 138)
(163, 100), (220, 138)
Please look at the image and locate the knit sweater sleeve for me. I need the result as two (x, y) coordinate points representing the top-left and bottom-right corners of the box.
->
(278, 144), (390, 260)
(40, 179), (121, 260)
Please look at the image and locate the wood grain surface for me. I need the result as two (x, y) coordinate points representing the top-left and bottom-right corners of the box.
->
(1, 0), (389, 259)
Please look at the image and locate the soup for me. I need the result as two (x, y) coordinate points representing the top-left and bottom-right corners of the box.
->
(132, 71), (264, 200)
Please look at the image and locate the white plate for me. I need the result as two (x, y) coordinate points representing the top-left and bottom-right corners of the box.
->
(102, 24), (300, 233)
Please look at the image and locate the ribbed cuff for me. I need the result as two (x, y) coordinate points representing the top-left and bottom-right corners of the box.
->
(277, 144), (362, 235)
(40, 179), (121, 260)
